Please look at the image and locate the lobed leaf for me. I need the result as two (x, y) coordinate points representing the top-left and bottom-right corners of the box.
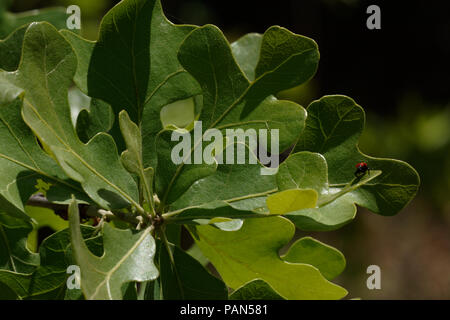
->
(166, 147), (277, 222)
(282, 237), (346, 280)
(293, 95), (420, 216)
(277, 151), (382, 230)
(61, 0), (201, 168)
(119, 110), (154, 210)
(155, 23), (312, 207)
(0, 82), (85, 217)
(0, 22), (139, 210)
(68, 197), (158, 300)
(193, 216), (347, 300)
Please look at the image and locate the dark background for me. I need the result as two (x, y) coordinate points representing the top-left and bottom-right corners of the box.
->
(7, 0), (450, 299)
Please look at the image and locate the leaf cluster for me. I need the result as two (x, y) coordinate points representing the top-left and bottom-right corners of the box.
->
(0, 0), (419, 300)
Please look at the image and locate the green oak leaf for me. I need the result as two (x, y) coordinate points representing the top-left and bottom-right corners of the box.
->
(155, 23), (313, 208)
(294, 95), (420, 216)
(178, 24), (318, 128)
(0, 85), (86, 218)
(0, 213), (39, 273)
(64, 230), (104, 300)
(61, 0), (201, 167)
(154, 128), (218, 206)
(119, 110), (155, 211)
(165, 148), (277, 223)
(69, 197), (158, 300)
(277, 151), (382, 230)
(159, 242), (227, 299)
(0, 22), (139, 211)
(229, 279), (284, 300)
(0, 224), (100, 300)
(282, 237), (346, 280)
(193, 216), (347, 300)
(229, 235), (346, 298)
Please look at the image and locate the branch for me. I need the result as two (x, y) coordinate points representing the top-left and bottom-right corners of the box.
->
(26, 193), (141, 226)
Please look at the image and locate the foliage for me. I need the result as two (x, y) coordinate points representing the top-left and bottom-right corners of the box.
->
(0, 0), (419, 300)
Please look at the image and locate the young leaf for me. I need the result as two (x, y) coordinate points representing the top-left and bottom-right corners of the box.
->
(68, 197), (158, 300)
(119, 110), (155, 212)
(193, 216), (348, 300)
(294, 95), (420, 216)
(159, 243), (227, 300)
(0, 22), (140, 211)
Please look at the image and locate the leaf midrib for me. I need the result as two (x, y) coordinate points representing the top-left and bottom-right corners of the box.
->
(23, 99), (141, 210)
(89, 226), (152, 299)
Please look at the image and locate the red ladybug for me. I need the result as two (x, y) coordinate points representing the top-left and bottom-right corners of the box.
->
(355, 161), (370, 177)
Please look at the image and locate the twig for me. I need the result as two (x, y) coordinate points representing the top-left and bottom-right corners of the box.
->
(26, 193), (141, 226)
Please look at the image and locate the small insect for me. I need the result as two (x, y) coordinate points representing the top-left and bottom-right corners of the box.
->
(354, 161), (370, 177)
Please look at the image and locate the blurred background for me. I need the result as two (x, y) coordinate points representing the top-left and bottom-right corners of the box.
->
(4, 0), (449, 299)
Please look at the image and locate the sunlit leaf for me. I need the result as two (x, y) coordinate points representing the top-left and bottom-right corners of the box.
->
(193, 217), (347, 300)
